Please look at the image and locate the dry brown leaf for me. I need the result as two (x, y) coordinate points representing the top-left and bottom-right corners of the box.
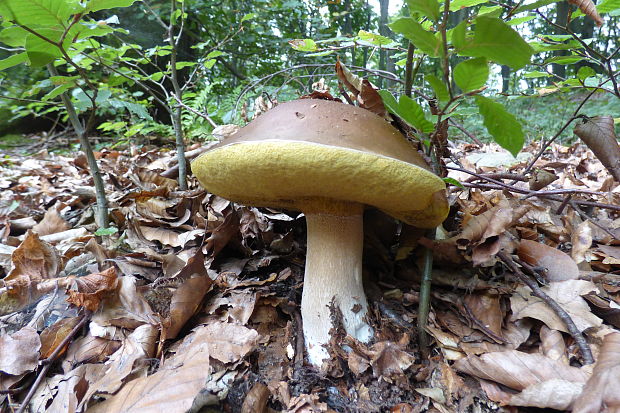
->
(539, 326), (567, 363)
(335, 58), (388, 119)
(583, 293), (620, 328)
(462, 291), (504, 341)
(31, 207), (70, 236)
(510, 281), (602, 332)
(92, 275), (159, 328)
(86, 325), (210, 413)
(517, 239), (580, 281)
(567, 0), (604, 26)
(62, 332), (121, 370)
(5, 230), (59, 284)
(368, 339), (415, 380)
(241, 382), (270, 413)
(0, 326), (41, 375)
(572, 332), (620, 412)
(196, 322), (259, 364)
(453, 350), (588, 391)
(80, 323), (159, 409)
(206, 210), (240, 257)
(163, 275), (212, 340)
(574, 116), (620, 180)
(508, 378), (584, 410)
(571, 221), (593, 264)
(39, 316), (81, 359)
(66, 266), (118, 312)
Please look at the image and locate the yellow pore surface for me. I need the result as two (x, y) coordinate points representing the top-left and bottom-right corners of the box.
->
(192, 141), (448, 227)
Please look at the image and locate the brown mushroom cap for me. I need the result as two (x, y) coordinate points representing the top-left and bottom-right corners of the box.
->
(192, 99), (448, 227)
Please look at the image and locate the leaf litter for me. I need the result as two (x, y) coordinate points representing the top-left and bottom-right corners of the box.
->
(0, 122), (619, 412)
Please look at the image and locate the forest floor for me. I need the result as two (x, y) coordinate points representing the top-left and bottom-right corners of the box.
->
(0, 130), (619, 413)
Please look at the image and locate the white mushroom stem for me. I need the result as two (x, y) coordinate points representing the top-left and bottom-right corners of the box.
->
(302, 202), (373, 367)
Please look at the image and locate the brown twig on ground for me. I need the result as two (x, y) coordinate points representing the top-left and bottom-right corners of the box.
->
(16, 311), (91, 413)
(292, 309), (305, 370)
(459, 182), (620, 213)
(569, 200), (619, 240)
(497, 251), (594, 365)
(464, 172), (528, 183)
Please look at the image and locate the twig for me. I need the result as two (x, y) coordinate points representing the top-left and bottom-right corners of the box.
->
(448, 119), (483, 146)
(418, 228), (436, 358)
(16, 311), (91, 413)
(465, 172), (527, 183)
(569, 200), (619, 240)
(497, 251), (594, 365)
(170, 94), (218, 128)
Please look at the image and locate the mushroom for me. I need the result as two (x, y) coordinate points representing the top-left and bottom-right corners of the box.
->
(192, 99), (448, 367)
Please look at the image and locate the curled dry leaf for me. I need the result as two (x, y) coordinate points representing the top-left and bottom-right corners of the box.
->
(574, 116), (620, 180)
(241, 382), (269, 413)
(567, 0), (603, 26)
(0, 326), (41, 375)
(39, 316), (81, 359)
(31, 206), (70, 237)
(517, 239), (580, 281)
(454, 350), (589, 409)
(572, 332), (620, 413)
(510, 281), (602, 333)
(335, 58), (388, 119)
(87, 325), (211, 413)
(66, 266), (118, 312)
(571, 221), (593, 264)
(195, 322), (259, 364)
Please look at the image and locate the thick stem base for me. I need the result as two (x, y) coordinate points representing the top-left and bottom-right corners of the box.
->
(302, 202), (373, 367)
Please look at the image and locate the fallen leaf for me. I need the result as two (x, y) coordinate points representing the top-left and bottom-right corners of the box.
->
(572, 332), (620, 412)
(510, 280), (602, 332)
(0, 326), (41, 375)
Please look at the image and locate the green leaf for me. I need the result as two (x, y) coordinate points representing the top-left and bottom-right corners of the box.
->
(25, 30), (63, 67)
(474, 96), (524, 156)
(204, 59), (216, 69)
(426, 74), (450, 102)
(42, 81), (75, 100)
(507, 15), (536, 25)
(457, 16), (533, 69)
(378, 90), (434, 133)
(442, 177), (464, 189)
(449, 0), (488, 11)
(241, 13), (256, 22)
(513, 0), (556, 13)
(407, 0), (440, 22)
(0, 52), (28, 70)
(206, 50), (225, 59)
(478, 5), (503, 16)
(357, 30), (394, 46)
(449, 20), (467, 49)
(596, 0), (620, 13)
(577, 66), (596, 80)
(95, 226), (118, 236)
(398, 95), (435, 132)
(453, 57), (488, 92)
(288, 38), (317, 52)
(85, 0), (138, 13)
(389, 17), (442, 57)
(175, 61), (196, 69)
(0, 0), (83, 26)
(377, 89), (399, 114)
(0, 26), (28, 47)
(543, 55), (584, 64)
(522, 70), (551, 78)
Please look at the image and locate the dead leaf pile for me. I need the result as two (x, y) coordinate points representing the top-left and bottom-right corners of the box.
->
(0, 129), (619, 412)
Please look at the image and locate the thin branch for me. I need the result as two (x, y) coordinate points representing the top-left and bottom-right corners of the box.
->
(16, 311), (91, 413)
(170, 94), (218, 128)
(497, 251), (594, 365)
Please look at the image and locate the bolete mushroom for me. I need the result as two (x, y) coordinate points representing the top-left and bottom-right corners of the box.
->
(192, 99), (448, 367)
